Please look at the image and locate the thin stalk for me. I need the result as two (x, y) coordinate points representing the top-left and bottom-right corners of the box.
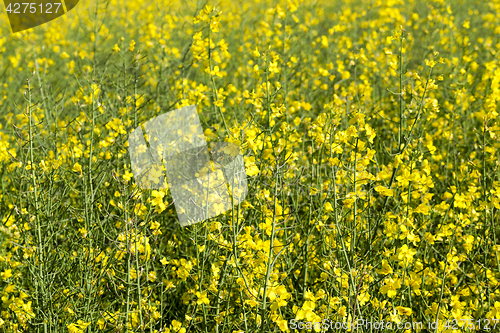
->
(28, 77), (49, 333)
(260, 166), (279, 332)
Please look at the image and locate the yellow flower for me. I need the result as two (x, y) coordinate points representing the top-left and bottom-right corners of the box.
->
(196, 291), (210, 305)
(122, 170), (134, 182)
(380, 277), (401, 298)
(374, 185), (394, 196)
(414, 203), (430, 215)
(269, 61), (279, 74)
(320, 35), (328, 48)
(97, 318), (105, 330)
(67, 320), (91, 333)
(112, 44), (120, 52)
(78, 227), (87, 238)
(171, 319), (186, 333)
(210, 17), (220, 32)
(1, 269), (12, 280)
(205, 65), (223, 77)
(396, 306), (413, 316)
(244, 156), (260, 176)
(425, 58), (436, 68)
(376, 260), (393, 275)
(72, 162), (82, 174)
(397, 244), (417, 265)
(346, 125), (357, 138)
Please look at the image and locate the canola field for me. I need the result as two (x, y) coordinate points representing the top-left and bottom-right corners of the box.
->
(0, 0), (500, 331)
